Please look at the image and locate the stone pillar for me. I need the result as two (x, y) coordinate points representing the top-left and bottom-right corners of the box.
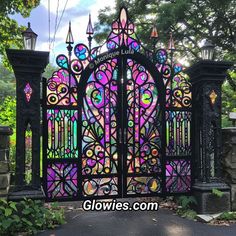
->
(0, 126), (13, 198)
(187, 60), (233, 214)
(222, 128), (236, 210)
(6, 49), (49, 200)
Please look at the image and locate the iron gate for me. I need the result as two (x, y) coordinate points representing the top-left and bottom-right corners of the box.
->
(42, 7), (192, 201)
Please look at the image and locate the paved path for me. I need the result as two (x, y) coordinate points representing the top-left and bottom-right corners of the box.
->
(38, 206), (236, 236)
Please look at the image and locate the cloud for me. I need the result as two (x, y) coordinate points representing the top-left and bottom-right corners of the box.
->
(10, 0), (115, 61)
(49, 0), (114, 61)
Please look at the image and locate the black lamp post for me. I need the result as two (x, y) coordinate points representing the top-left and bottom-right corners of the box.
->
(186, 40), (233, 214)
(86, 14), (94, 52)
(22, 22), (38, 50)
(200, 40), (215, 60)
(7, 23), (49, 200)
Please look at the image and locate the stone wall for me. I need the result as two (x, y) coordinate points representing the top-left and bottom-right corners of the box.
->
(222, 127), (236, 210)
(0, 126), (13, 198)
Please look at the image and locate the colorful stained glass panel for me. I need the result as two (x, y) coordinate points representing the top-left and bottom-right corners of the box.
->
(126, 59), (162, 174)
(24, 83), (33, 102)
(47, 69), (77, 106)
(166, 160), (191, 193)
(47, 163), (78, 198)
(47, 109), (78, 158)
(82, 59), (119, 176)
(82, 177), (118, 197)
(166, 111), (191, 156)
(127, 176), (161, 195)
(107, 8), (140, 51)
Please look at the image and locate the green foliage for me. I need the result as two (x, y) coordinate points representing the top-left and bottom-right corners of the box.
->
(176, 195), (197, 210)
(0, 0), (40, 69)
(0, 62), (16, 99)
(0, 96), (16, 171)
(0, 0), (40, 16)
(0, 96), (33, 182)
(43, 63), (59, 79)
(212, 188), (224, 198)
(0, 198), (65, 235)
(176, 195), (197, 220)
(222, 69), (236, 127)
(0, 96), (16, 129)
(0, 80), (16, 99)
(96, 0), (236, 122)
(96, 0), (235, 61)
(218, 211), (236, 220)
(178, 209), (197, 220)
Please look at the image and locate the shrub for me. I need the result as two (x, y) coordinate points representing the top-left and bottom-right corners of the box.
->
(176, 196), (197, 220)
(0, 198), (65, 235)
(218, 212), (236, 220)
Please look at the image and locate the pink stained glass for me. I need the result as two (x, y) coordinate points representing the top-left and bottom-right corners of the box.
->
(166, 160), (191, 193)
(24, 83), (33, 102)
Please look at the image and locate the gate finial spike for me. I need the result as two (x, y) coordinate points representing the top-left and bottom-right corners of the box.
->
(86, 14), (94, 35)
(150, 26), (158, 39)
(87, 14), (94, 52)
(66, 21), (74, 45)
(66, 21), (74, 60)
(150, 25), (158, 52)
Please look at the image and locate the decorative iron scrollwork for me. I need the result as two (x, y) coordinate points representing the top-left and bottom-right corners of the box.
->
(43, 7), (192, 200)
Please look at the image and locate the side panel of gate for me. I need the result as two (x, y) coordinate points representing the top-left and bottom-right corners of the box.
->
(43, 69), (79, 201)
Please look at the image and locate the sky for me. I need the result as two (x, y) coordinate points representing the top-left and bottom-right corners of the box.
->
(11, 0), (114, 63)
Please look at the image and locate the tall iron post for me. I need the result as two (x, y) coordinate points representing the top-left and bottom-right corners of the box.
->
(187, 60), (233, 213)
(6, 49), (49, 200)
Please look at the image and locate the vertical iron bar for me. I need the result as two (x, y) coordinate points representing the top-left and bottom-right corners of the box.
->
(42, 77), (48, 198)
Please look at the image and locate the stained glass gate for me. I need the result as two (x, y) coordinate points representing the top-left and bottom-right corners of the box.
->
(43, 7), (192, 201)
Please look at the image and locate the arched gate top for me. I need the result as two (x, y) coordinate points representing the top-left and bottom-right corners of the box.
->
(47, 6), (191, 109)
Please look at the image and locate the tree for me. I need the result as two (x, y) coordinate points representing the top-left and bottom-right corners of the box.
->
(95, 0), (236, 125)
(0, 62), (16, 99)
(43, 63), (59, 79)
(0, 0), (40, 67)
(95, 0), (235, 62)
(0, 62), (58, 101)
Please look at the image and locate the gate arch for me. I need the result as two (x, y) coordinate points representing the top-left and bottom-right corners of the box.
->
(43, 7), (192, 201)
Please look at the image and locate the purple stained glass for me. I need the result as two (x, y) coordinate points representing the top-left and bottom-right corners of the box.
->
(106, 8), (140, 51)
(47, 69), (77, 106)
(81, 59), (119, 181)
(166, 160), (191, 193)
(74, 44), (89, 61)
(47, 163), (78, 198)
(24, 83), (33, 102)
(126, 59), (161, 175)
